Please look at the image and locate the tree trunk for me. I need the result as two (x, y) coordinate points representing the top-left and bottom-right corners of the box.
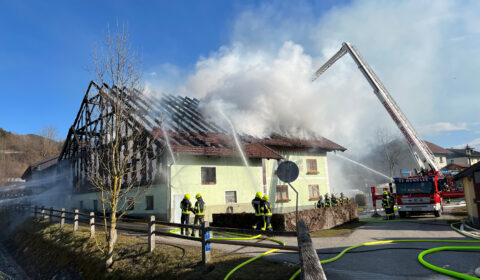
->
(106, 211), (117, 268)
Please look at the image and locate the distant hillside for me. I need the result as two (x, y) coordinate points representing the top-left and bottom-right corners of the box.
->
(0, 127), (62, 185)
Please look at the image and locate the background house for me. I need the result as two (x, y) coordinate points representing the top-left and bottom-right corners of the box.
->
(423, 141), (453, 170)
(56, 82), (346, 222)
(455, 162), (480, 226)
(447, 146), (480, 167)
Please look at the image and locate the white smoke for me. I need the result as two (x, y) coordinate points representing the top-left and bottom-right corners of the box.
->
(148, 0), (480, 156)
(146, 0), (480, 189)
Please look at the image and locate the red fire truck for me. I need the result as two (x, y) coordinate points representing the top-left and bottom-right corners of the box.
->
(313, 42), (464, 217)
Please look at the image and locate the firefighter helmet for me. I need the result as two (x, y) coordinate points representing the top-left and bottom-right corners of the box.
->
(184, 193), (191, 200)
(255, 192), (262, 198)
(383, 190), (388, 195)
(262, 195), (269, 201)
(324, 193), (329, 198)
(196, 193), (202, 199)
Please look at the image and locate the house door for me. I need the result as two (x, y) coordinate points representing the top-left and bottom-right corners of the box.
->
(474, 171), (480, 219)
(172, 193), (184, 224)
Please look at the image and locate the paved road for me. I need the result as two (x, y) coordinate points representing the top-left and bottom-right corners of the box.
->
(0, 243), (28, 280)
(152, 201), (480, 279)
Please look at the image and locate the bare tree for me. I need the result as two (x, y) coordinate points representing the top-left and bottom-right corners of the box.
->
(39, 126), (59, 158)
(375, 128), (404, 177)
(87, 23), (148, 268)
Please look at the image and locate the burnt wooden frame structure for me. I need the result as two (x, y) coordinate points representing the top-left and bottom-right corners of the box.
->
(59, 81), (167, 193)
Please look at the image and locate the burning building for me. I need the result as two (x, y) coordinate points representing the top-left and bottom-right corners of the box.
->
(48, 82), (346, 222)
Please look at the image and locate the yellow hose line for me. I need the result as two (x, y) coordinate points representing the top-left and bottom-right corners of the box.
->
(289, 238), (480, 280)
(224, 249), (279, 280)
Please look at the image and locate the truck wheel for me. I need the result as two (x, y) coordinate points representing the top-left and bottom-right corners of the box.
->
(399, 211), (407, 218)
(434, 210), (441, 217)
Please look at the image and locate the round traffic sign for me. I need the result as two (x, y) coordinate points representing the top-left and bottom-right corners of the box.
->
(276, 161), (299, 183)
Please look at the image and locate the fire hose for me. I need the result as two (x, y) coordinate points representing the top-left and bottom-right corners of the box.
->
(170, 222), (480, 280)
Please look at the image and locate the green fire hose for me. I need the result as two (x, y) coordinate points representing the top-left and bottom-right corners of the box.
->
(169, 222), (480, 280)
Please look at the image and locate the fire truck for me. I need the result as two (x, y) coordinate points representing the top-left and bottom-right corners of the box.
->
(312, 42), (464, 217)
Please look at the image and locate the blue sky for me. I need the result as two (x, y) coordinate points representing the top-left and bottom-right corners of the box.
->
(1, 0), (479, 152)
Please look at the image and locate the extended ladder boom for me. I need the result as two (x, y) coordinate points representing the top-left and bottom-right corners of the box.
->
(313, 42), (439, 172)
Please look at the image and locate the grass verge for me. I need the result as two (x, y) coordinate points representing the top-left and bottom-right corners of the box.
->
(7, 219), (297, 280)
(309, 220), (367, 238)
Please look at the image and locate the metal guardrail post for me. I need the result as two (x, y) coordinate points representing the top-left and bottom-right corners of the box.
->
(49, 207), (53, 222)
(90, 212), (95, 238)
(201, 221), (211, 265)
(61, 208), (65, 228)
(73, 209), (79, 232)
(34, 205), (38, 219)
(148, 215), (155, 252)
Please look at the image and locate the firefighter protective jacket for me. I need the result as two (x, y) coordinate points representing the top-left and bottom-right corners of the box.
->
(382, 195), (395, 208)
(263, 201), (272, 216)
(252, 197), (264, 216)
(193, 198), (205, 216)
(180, 199), (192, 214)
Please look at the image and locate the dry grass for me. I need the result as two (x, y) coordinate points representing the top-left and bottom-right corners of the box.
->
(8, 219), (297, 280)
(309, 220), (367, 238)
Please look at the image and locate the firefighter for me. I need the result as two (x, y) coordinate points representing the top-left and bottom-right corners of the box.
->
(382, 190), (395, 220)
(262, 195), (273, 231)
(316, 195), (325, 209)
(324, 193), (331, 207)
(180, 194), (193, 235)
(339, 192), (345, 206)
(346, 196), (351, 204)
(331, 193), (338, 207)
(191, 193), (206, 237)
(252, 192), (265, 230)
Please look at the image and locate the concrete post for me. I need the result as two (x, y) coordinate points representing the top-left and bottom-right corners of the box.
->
(90, 212), (95, 238)
(297, 220), (327, 280)
(201, 221), (211, 265)
(41, 206), (45, 220)
(60, 208), (65, 228)
(148, 215), (155, 252)
(73, 209), (79, 232)
(34, 205), (38, 219)
(49, 207), (53, 222)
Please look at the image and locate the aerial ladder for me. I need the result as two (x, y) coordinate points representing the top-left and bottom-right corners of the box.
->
(312, 42), (463, 217)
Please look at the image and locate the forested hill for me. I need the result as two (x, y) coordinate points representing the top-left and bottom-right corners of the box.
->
(0, 127), (62, 186)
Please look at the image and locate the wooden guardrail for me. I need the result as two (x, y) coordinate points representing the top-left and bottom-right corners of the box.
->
(32, 205), (302, 268)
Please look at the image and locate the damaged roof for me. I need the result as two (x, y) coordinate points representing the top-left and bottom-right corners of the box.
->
(100, 84), (346, 159)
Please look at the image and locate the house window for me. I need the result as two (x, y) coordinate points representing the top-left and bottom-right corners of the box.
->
(201, 167), (216, 185)
(440, 157), (444, 163)
(127, 197), (135, 210)
(276, 185), (289, 202)
(79, 200), (83, 209)
(225, 191), (237, 203)
(146, 195), (154, 210)
(306, 159), (318, 174)
(308, 184), (320, 200)
(93, 200), (98, 211)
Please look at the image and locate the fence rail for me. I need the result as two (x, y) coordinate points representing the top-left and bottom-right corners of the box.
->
(32, 205), (302, 268)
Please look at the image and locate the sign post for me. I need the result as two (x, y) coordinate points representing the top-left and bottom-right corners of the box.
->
(276, 161), (300, 223)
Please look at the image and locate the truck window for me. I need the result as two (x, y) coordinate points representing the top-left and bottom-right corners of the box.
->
(396, 181), (434, 195)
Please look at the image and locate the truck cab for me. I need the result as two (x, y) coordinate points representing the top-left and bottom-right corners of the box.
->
(395, 176), (442, 217)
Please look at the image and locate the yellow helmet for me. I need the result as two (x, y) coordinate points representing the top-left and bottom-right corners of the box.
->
(383, 190), (388, 195)
(255, 192), (262, 198)
(196, 193), (202, 199)
(184, 193), (190, 200)
(262, 195), (269, 201)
